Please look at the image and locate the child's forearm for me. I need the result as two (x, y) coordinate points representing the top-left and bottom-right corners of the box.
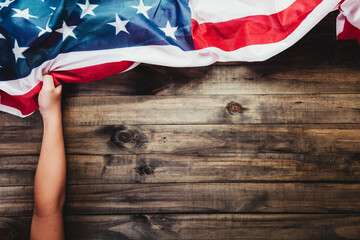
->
(31, 76), (65, 239)
(33, 111), (66, 215)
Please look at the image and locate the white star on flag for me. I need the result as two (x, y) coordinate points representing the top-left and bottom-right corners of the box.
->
(56, 21), (77, 41)
(0, 0), (15, 10)
(0, 33), (5, 39)
(12, 40), (28, 63)
(37, 6), (56, 37)
(131, 0), (152, 19)
(77, 0), (98, 19)
(108, 14), (129, 35)
(37, 19), (52, 37)
(12, 8), (38, 20)
(160, 21), (178, 40)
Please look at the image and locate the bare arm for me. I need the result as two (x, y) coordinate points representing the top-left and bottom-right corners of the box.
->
(30, 75), (65, 240)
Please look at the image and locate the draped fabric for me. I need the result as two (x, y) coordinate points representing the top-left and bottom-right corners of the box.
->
(0, 0), (359, 117)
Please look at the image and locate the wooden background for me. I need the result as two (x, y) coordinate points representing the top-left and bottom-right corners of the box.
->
(0, 13), (360, 240)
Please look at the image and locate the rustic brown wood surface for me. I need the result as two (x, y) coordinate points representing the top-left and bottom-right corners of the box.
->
(4, 93), (360, 125)
(1, 153), (359, 186)
(2, 124), (360, 155)
(0, 183), (360, 216)
(60, 94), (360, 125)
(1, 214), (360, 240)
(62, 64), (360, 96)
(0, 12), (359, 239)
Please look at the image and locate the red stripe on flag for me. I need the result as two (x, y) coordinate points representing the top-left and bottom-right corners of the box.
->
(191, 0), (323, 51)
(0, 83), (42, 116)
(51, 61), (135, 83)
(0, 61), (135, 116)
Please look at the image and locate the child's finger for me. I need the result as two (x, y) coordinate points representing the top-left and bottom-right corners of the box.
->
(55, 83), (63, 94)
(42, 75), (55, 89)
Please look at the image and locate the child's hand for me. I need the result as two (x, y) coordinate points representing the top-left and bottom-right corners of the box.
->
(38, 75), (63, 120)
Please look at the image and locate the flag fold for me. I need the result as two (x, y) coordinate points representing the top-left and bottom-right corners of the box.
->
(0, 0), (358, 117)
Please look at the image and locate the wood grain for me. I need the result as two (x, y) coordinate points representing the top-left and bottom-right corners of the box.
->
(2, 214), (360, 240)
(0, 111), (42, 127)
(2, 124), (360, 155)
(61, 64), (360, 98)
(1, 183), (359, 216)
(4, 93), (360, 126)
(0, 217), (29, 240)
(65, 214), (360, 240)
(0, 153), (359, 186)
(60, 94), (360, 125)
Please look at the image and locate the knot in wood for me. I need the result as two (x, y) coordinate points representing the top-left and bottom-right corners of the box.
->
(112, 130), (133, 144)
(135, 165), (155, 176)
(111, 127), (148, 152)
(117, 132), (132, 143)
(227, 101), (247, 114)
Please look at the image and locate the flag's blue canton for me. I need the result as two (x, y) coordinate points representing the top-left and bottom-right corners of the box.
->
(0, 0), (194, 81)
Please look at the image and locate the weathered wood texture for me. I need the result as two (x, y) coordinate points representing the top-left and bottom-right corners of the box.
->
(60, 94), (360, 125)
(1, 183), (360, 216)
(4, 94), (360, 126)
(61, 64), (360, 97)
(0, 12), (359, 240)
(2, 124), (360, 155)
(0, 153), (359, 186)
(1, 214), (360, 240)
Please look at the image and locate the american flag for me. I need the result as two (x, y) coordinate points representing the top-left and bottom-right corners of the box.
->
(0, 0), (359, 117)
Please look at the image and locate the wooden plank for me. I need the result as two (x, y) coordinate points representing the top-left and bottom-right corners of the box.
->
(0, 156), (36, 186)
(63, 124), (360, 155)
(0, 217), (30, 240)
(63, 214), (360, 240)
(152, 65), (360, 96)
(2, 214), (360, 240)
(60, 94), (360, 125)
(61, 64), (360, 97)
(1, 183), (360, 216)
(2, 124), (360, 155)
(0, 111), (42, 127)
(64, 214), (360, 240)
(1, 153), (359, 186)
(0, 126), (42, 155)
(4, 93), (360, 126)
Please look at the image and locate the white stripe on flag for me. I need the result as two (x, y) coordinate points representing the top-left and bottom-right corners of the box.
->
(0, 104), (32, 118)
(189, 0), (297, 24)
